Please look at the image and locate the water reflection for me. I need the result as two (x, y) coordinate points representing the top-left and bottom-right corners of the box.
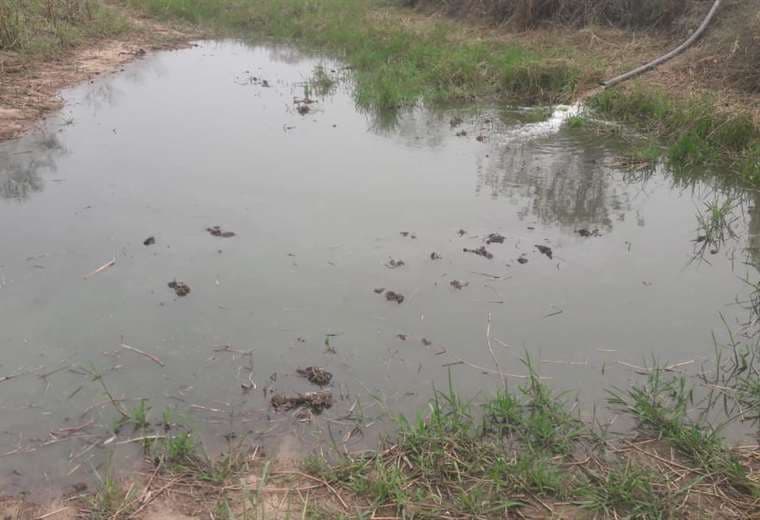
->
(476, 136), (628, 231)
(0, 133), (65, 201)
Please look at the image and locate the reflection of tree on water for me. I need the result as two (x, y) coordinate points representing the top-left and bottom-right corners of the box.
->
(364, 105), (450, 149)
(476, 137), (629, 231)
(0, 133), (65, 201)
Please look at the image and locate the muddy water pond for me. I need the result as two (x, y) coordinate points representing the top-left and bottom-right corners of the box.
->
(1, 41), (759, 495)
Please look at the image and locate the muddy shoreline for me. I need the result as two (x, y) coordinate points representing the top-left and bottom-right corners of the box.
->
(0, 13), (196, 142)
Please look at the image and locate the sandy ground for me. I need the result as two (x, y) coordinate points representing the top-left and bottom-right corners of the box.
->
(0, 11), (197, 142)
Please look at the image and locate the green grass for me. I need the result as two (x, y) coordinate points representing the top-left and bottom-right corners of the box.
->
(590, 86), (760, 183)
(87, 473), (138, 520)
(123, 0), (579, 112)
(0, 0), (129, 56)
(608, 368), (756, 495)
(581, 462), (671, 518)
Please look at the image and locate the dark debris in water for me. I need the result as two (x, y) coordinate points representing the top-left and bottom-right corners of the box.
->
(168, 280), (191, 297)
(463, 246), (493, 259)
(207, 226), (236, 238)
(486, 233), (505, 245)
(450, 280), (469, 290)
(297, 367), (333, 386)
(535, 245), (553, 259)
(385, 258), (406, 269)
(385, 290), (405, 304)
(271, 391), (333, 412)
(576, 228), (601, 238)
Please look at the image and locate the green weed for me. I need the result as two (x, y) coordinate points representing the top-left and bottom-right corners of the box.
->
(608, 368), (755, 494)
(0, 0), (128, 55)
(88, 473), (138, 520)
(590, 86), (760, 182)
(581, 462), (669, 518)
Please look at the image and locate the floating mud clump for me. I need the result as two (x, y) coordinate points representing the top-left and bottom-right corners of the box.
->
(271, 391), (333, 411)
(385, 290), (405, 304)
(168, 280), (191, 297)
(143, 236), (155, 246)
(206, 226), (236, 238)
(463, 246), (493, 259)
(535, 245), (553, 259)
(297, 367), (333, 386)
(576, 228), (601, 238)
(385, 258), (405, 269)
(486, 233), (505, 244)
(450, 280), (469, 290)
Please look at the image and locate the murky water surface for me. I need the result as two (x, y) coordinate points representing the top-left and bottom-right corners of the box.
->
(2, 41), (759, 495)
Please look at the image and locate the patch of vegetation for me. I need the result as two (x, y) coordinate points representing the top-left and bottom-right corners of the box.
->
(404, 0), (701, 31)
(565, 114), (587, 128)
(581, 462), (672, 518)
(85, 473), (138, 520)
(0, 0), (129, 56)
(590, 86), (760, 182)
(608, 368), (755, 494)
(123, 0), (579, 111)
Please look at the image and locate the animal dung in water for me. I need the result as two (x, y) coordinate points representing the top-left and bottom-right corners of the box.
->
(430, 252), (442, 260)
(385, 290), (405, 304)
(385, 258), (406, 269)
(486, 233), (505, 245)
(168, 280), (191, 297)
(143, 236), (156, 246)
(450, 280), (469, 290)
(297, 367), (333, 386)
(271, 391), (333, 412)
(535, 245), (553, 259)
(463, 246), (494, 259)
(206, 226), (236, 238)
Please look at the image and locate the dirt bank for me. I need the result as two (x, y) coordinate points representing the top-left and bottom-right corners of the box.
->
(0, 8), (196, 142)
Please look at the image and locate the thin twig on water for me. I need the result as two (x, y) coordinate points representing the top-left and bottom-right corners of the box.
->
(82, 257), (116, 279)
(119, 343), (165, 367)
(486, 312), (507, 389)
